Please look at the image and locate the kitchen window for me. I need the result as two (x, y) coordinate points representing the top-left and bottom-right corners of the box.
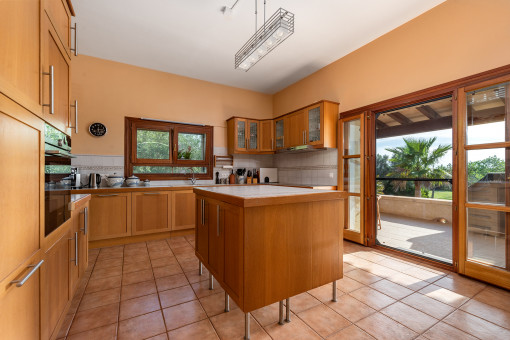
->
(125, 117), (213, 180)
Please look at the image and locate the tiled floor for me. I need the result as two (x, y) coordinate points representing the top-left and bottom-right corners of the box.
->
(57, 235), (510, 340)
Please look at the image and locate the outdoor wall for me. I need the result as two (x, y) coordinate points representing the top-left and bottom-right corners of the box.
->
(71, 55), (273, 155)
(273, 0), (510, 115)
(379, 195), (452, 222)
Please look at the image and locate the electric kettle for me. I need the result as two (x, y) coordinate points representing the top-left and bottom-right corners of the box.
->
(88, 173), (102, 188)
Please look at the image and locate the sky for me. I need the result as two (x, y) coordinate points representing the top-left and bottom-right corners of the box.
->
(376, 121), (506, 166)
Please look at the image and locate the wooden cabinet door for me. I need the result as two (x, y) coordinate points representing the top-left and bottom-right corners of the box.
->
(247, 120), (259, 151)
(69, 202), (89, 293)
(275, 117), (289, 149)
(132, 192), (171, 235)
(0, 0), (41, 113)
(223, 203), (243, 302)
(172, 190), (195, 230)
(89, 193), (132, 241)
(288, 110), (306, 147)
(305, 103), (324, 146)
(0, 111), (41, 282)
(41, 232), (70, 340)
(42, 14), (70, 133)
(259, 120), (274, 152)
(43, 0), (72, 56)
(208, 200), (224, 280)
(195, 197), (209, 263)
(69, 223), (79, 294)
(0, 258), (41, 340)
(234, 118), (248, 151)
(78, 204), (89, 278)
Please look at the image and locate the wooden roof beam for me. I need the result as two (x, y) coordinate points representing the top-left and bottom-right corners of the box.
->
(377, 116), (452, 138)
(416, 105), (441, 120)
(376, 120), (389, 129)
(388, 112), (412, 125)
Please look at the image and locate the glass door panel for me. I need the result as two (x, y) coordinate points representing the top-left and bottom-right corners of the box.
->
(275, 119), (285, 149)
(237, 120), (246, 149)
(248, 121), (258, 150)
(340, 114), (364, 244)
(307, 105), (321, 144)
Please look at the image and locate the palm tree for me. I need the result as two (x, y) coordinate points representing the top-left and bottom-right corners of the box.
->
(386, 137), (451, 197)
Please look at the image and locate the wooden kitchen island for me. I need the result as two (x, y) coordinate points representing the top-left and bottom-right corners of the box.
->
(193, 185), (345, 339)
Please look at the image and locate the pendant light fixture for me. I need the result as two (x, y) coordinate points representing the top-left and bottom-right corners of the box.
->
(235, 0), (294, 71)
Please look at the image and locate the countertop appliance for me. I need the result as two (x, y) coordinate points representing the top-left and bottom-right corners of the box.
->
(44, 124), (74, 236)
(88, 173), (101, 188)
(259, 168), (278, 183)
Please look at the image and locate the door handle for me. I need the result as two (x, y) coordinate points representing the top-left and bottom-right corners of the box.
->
(80, 207), (88, 235)
(42, 65), (54, 114)
(201, 200), (205, 225)
(71, 23), (78, 56)
(69, 232), (78, 266)
(97, 194), (118, 197)
(10, 260), (44, 287)
(143, 192), (161, 195)
(216, 205), (220, 236)
(70, 100), (78, 133)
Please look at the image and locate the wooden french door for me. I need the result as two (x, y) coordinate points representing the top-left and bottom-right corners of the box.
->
(339, 113), (366, 244)
(458, 75), (510, 289)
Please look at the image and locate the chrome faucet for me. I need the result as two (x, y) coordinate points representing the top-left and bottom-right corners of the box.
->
(187, 167), (197, 185)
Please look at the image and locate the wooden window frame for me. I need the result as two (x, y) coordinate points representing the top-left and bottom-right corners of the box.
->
(125, 117), (213, 180)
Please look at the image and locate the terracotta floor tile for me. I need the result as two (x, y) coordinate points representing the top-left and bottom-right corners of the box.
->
(156, 273), (189, 292)
(97, 252), (123, 262)
(191, 278), (225, 298)
(335, 276), (365, 293)
(386, 272), (430, 291)
(298, 304), (351, 337)
(264, 316), (321, 340)
(159, 285), (197, 308)
(91, 265), (123, 279)
(146, 333), (168, 340)
(325, 294), (376, 323)
(68, 303), (119, 335)
(66, 324), (117, 340)
(199, 291), (239, 317)
(251, 302), (281, 327)
(443, 309), (510, 339)
(210, 309), (270, 340)
(343, 263), (357, 273)
(178, 258), (200, 272)
(434, 274), (486, 297)
(85, 275), (122, 294)
(473, 286), (510, 313)
(163, 300), (208, 330)
(369, 279), (414, 300)
(381, 302), (438, 333)
(153, 264), (183, 278)
(349, 287), (396, 310)
(404, 266), (445, 283)
(124, 242), (147, 250)
(121, 280), (157, 301)
(119, 293), (161, 320)
(401, 292), (455, 319)
(418, 284), (470, 308)
(308, 283), (340, 303)
(175, 252), (198, 262)
(78, 287), (121, 311)
(150, 249), (174, 260)
(352, 250), (388, 263)
(93, 257), (123, 269)
(123, 248), (148, 257)
(421, 321), (478, 340)
(346, 269), (383, 285)
(123, 254), (150, 264)
(327, 324), (375, 340)
(167, 319), (219, 340)
(184, 268), (210, 284)
(287, 293), (322, 314)
(356, 312), (417, 340)
(378, 259), (414, 273)
(362, 263), (400, 279)
(460, 298), (510, 329)
(122, 268), (154, 285)
(118, 310), (166, 340)
(122, 259), (152, 274)
(151, 256), (178, 268)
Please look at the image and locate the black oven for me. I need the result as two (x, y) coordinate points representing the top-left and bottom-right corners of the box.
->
(44, 124), (73, 236)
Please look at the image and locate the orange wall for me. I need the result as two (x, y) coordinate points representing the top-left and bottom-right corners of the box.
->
(273, 0), (510, 115)
(71, 55), (273, 155)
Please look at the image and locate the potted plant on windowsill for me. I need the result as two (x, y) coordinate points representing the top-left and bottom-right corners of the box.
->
(178, 145), (192, 160)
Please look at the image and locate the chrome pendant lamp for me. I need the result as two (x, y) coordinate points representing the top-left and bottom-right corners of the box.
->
(235, 0), (294, 71)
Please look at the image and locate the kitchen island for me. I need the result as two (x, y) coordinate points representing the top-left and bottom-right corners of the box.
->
(193, 185), (345, 339)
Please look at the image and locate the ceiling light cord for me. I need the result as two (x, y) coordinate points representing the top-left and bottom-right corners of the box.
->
(255, 0), (257, 33)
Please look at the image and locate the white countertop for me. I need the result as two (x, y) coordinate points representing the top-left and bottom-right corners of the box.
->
(194, 185), (336, 199)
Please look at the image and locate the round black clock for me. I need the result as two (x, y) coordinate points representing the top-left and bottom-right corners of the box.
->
(89, 122), (107, 137)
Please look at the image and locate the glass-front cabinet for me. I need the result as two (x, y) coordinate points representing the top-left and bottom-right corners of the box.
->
(275, 118), (286, 149)
(306, 103), (322, 145)
(248, 120), (258, 150)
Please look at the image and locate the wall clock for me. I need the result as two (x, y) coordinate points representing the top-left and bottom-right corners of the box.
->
(89, 122), (107, 137)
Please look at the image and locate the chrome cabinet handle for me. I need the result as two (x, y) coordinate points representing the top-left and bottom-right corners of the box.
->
(201, 200), (205, 225)
(70, 100), (78, 133)
(271, 138), (273, 150)
(69, 232), (78, 266)
(80, 207), (88, 235)
(143, 192), (161, 195)
(43, 65), (54, 114)
(282, 135), (284, 148)
(71, 23), (78, 56)
(10, 260), (44, 287)
(305, 130), (307, 143)
(216, 205), (220, 236)
(97, 194), (118, 197)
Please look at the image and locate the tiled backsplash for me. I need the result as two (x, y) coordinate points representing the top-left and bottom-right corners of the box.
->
(72, 147), (337, 187)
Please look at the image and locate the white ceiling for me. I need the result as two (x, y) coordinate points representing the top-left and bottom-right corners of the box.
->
(73, 0), (445, 94)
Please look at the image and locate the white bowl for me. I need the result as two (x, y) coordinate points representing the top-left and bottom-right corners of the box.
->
(106, 175), (124, 187)
(126, 176), (140, 187)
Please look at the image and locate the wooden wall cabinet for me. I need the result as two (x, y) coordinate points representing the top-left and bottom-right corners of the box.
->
(288, 109), (307, 147)
(259, 120), (274, 152)
(172, 190), (196, 230)
(227, 118), (263, 154)
(132, 192), (171, 235)
(89, 193), (132, 241)
(304, 101), (338, 148)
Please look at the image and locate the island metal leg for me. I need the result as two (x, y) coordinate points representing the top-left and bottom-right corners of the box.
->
(245, 312), (250, 340)
(198, 261), (203, 275)
(332, 281), (338, 302)
(225, 292), (230, 312)
(278, 300), (284, 325)
(209, 273), (214, 290)
(285, 298), (291, 322)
